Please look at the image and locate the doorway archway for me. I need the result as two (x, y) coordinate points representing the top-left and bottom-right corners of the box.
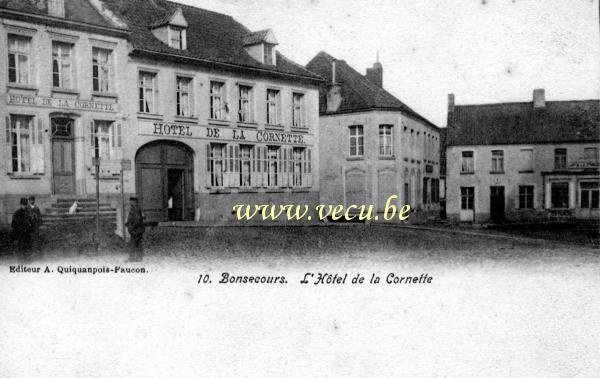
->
(135, 140), (195, 222)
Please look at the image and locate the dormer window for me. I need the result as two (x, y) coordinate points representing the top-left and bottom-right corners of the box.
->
(150, 8), (188, 50)
(243, 29), (278, 66)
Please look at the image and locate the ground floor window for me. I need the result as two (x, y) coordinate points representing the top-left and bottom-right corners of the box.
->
(8, 115), (44, 174)
(239, 145), (252, 187)
(460, 187), (474, 210)
(92, 120), (121, 161)
(551, 182), (569, 209)
(431, 178), (440, 203)
(519, 185), (534, 209)
(208, 143), (225, 187)
(422, 178), (429, 205)
(580, 182), (599, 209)
(267, 146), (280, 187)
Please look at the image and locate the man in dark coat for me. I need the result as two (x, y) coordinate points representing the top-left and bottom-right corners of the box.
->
(125, 197), (145, 262)
(28, 196), (43, 254)
(11, 198), (33, 261)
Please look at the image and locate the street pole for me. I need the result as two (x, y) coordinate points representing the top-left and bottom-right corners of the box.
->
(94, 154), (100, 246)
(120, 166), (125, 240)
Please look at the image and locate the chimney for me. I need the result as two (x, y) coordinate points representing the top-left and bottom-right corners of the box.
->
(366, 62), (383, 88)
(448, 93), (455, 114)
(533, 88), (545, 109)
(48, 0), (65, 18)
(326, 59), (342, 112)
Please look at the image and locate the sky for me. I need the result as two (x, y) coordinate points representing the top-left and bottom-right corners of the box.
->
(177, 0), (600, 127)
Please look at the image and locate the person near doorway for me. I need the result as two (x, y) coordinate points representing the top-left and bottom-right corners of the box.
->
(28, 196), (44, 254)
(11, 198), (34, 262)
(125, 197), (145, 262)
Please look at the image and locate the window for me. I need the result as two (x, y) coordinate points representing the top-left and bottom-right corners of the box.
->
(93, 121), (121, 160)
(208, 143), (225, 187)
(138, 71), (158, 113)
(491, 150), (504, 172)
(8, 115), (44, 173)
(238, 85), (253, 122)
(210, 81), (226, 120)
(266, 89), (280, 125)
(518, 185), (534, 209)
(461, 151), (474, 173)
(292, 93), (305, 128)
(176, 76), (192, 117)
(519, 149), (533, 172)
(8, 35), (31, 84)
(239, 145), (252, 187)
(584, 147), (599, 161)
(349, 125), (364, 157)
(52, 42), (73, 89)
(292, 147), (304, 187)
(92, 48), (112, 93)
(264, 44), (274, 65)
(554, 148), (567, 170)
(422, 177), (429, 204)
(580, 182), (599, 209)
(551, 182), (569, 209)
(169, 27), (186, 49)
(460, 187), (474, 210)
(379, 125), (393, 156)
(431, 178), (440, 203)
(267, 146), (280, 187)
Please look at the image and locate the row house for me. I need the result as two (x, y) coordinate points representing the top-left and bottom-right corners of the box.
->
(446, 89), (599, 223)
(0, 0), (130, 224)
(306, 52), (441, 220)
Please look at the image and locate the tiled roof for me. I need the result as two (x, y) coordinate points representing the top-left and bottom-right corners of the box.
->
(305, 51), (438, 130)
(0, 0), (125, 29)
(447, 100), (600, 146)
(243, 29), (275, 46)
(99, 0), (321, 81)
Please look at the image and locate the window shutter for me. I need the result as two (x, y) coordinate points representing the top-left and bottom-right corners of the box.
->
(34, 118), (45, 174)
(262, 146), (268, 187)
(250, 146), (257, 187)
(234, 144), (240, 187)
(282, 147), (288, 187)
(277, 148), (283, 187)
(4, 116), (12, 173)
(86, 120), (94, 169)
(115, 122), (123, 160)
(223, 143), (229, 187)
(206, 143), (212, 187)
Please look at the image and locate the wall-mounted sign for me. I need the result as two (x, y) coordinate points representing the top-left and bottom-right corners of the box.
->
(7, 94), (118, 113)
(569, 160), (599, 169)
(139, 121), (313, 146)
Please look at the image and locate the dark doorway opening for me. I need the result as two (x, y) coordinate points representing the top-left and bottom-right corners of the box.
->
(51, 118), (76, 195)
(167, 169), (185, 221)
(490, 186), (505, 222)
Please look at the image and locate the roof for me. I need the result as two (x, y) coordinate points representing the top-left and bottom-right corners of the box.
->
(99, 0), (320, 81)
(305, 51), (438, 130)
(243, 29), (277, 46)
(447, 99), (600, 146)
(0, 0), (126, 29)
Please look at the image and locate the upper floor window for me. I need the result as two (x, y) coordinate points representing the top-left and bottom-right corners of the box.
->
(292, 92), (305, 128)
(8, 35), (31, 85)
(238, 85), (253, 123)
(52, 41), (74, 89)
(264, 44), (274, 65)
(519, 149), (533, 172)
(554, 148), (567, 170)
(139, 71), (158, 114)
(210, 81), (226, 120)
(92, 48), (112, 93)
(584, 147), (599, 161)
(349, 125), (364, 157)
(169, 26), (186, 50)
(176, 76), (193, 117)
(491, 150), (504, 172)
(266, 89), (280, 125)
(461, 151), (474, 173)
(379, 125), (393, 156)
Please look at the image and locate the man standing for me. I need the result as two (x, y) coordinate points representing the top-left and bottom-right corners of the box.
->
(28, 196), (43, 254)
(11, 198), (33, 262)
(125, 197), (145, 262)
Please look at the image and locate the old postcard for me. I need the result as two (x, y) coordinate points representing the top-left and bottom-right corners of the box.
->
(1, 0), (599, 376)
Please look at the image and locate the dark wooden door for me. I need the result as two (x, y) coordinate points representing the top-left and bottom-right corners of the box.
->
(168, 169), (185, 221)
(51, 118), (75, 195)
(490, 186), (505, 222)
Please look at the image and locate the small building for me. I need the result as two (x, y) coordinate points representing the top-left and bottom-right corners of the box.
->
(446, 89), (600, 223)
(306, 52), (441, 220)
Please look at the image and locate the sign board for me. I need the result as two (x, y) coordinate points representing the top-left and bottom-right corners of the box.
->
(138, 121), (314, 146)
(569, 160), (599, 169)
(7, 94), (119, 113)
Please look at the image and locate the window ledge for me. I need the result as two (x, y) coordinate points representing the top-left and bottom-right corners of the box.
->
(208, 119), (230, 126)
(52, 88), (79, 96)
(265, 189), (285, 193)
(8, 174), (43, 180)
(7, 83), (38, 92)
(292, 188), (310, 193)
(291, 126), (309, 133)
(347, 156), (365, 161)
(209, 188), (231, 194)
(238, 188), (259, 193)
(378, 155), (396, 160)
(92, 92), (118, 99)
(460, 171), (475, 175)
(519, 170), (534, 174)
(265, 124), (284, 130)
(174, 116), (199, 124)
(237, 122), (258, 128)
(490, 171), (505, 175)
(137, 113), (163, 121)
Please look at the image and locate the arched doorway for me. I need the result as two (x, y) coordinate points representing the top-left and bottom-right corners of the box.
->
(135, 140), (195, 222)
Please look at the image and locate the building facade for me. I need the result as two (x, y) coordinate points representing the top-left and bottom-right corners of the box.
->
(0, 0), (130, 224)
(306, 52), (441, 220)
(446, 90), (600, 223)
(1, 0), (322, 224)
